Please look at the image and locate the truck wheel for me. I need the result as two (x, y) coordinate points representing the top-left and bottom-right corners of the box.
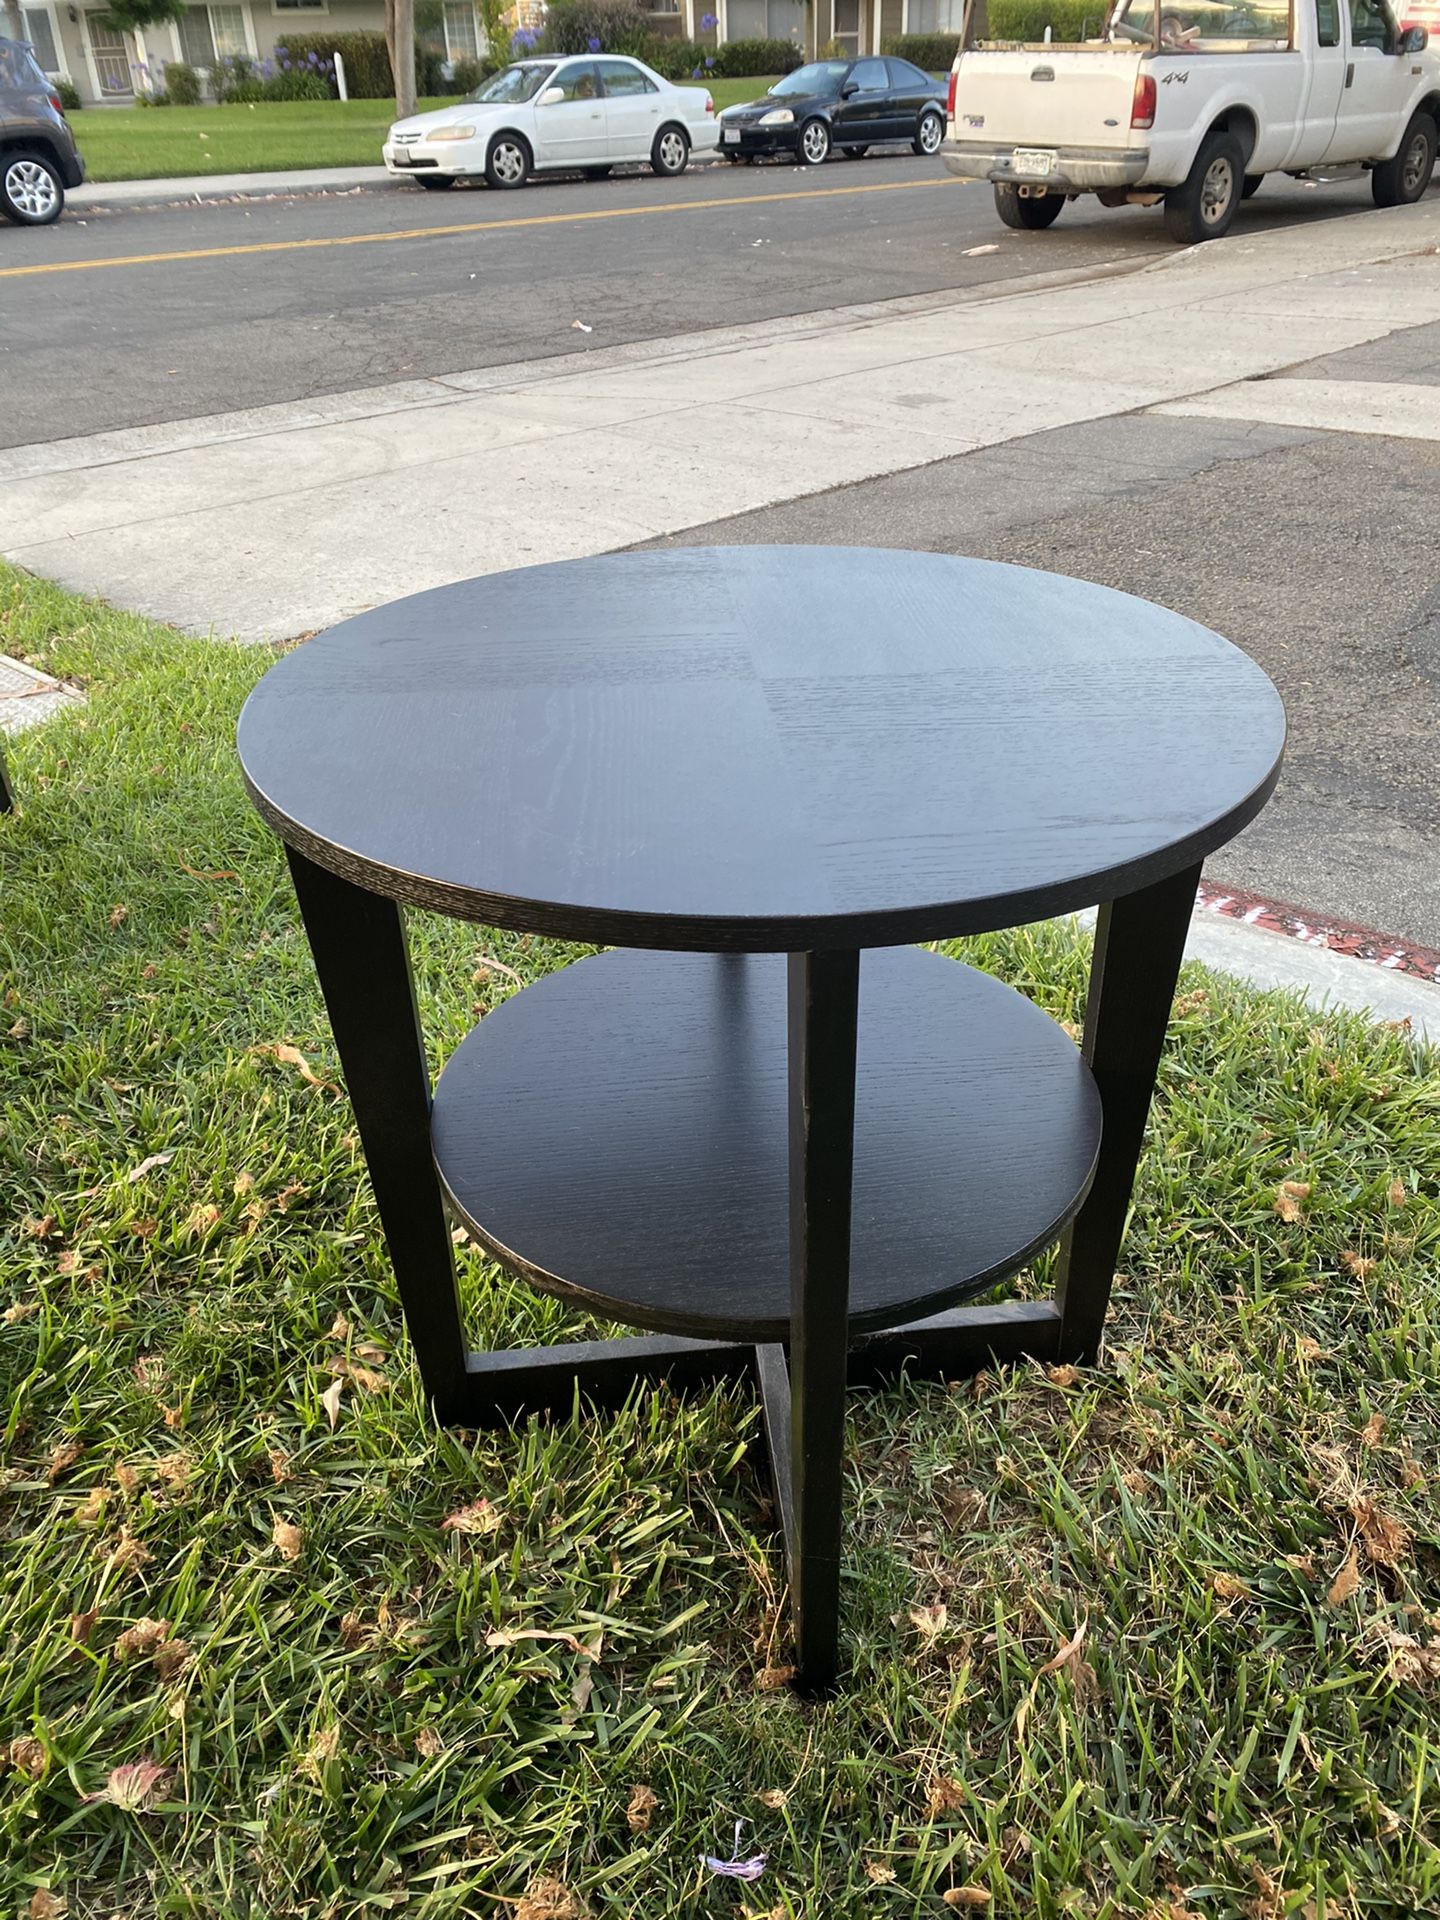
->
(1371, 110), (1436, 207)
(1163, 129), (1244, 244)
(1241, 173), (1263, 199)
(993, 183), (1063, 229)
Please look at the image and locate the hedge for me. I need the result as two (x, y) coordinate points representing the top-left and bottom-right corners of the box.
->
(542, 0), (650, 54)
(705, 36), (803, 74)
(985, 0), (1095, 38)
(880, 31), (960, 65)
(272, 30), (393, 96)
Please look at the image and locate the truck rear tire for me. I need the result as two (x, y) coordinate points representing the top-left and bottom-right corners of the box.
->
(994, 183), (1063, 229)
(1371, 110), (1436, 207)
(1163, 129), (1244, 244)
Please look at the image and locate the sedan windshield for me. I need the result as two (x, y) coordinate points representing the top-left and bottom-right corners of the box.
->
(768, 61), (850, 96)
(468, 61), (557, 103)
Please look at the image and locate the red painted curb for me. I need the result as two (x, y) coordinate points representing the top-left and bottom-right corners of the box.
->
(1195, 882), (1440, 986)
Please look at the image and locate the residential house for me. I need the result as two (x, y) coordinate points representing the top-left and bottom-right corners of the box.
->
(17, 0), (957, 108)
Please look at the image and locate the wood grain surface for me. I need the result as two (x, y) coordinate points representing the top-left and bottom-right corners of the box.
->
(237, 547), (1285, 953)
(430, 945), (1103, 1341)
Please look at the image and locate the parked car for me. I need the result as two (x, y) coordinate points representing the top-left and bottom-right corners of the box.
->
(0, 35), (85, 226)
(943, 0), (1440, 244)
(717, 57), (948, 165)
(384, 55), (718, 190)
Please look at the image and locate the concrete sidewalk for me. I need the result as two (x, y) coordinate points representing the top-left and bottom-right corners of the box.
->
(5, 198), (1439, 641)
(70, 164), (394, 209)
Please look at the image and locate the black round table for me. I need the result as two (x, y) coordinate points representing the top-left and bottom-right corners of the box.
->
(237, 546), (1285, 1692)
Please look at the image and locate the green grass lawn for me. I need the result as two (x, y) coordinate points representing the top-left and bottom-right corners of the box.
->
(70, 83), (777, 183)
(3, 562), (1440, 1916)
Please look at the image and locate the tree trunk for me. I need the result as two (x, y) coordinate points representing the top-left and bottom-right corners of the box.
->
(386, 0), (416, 118)
(4, 0), (27, 47)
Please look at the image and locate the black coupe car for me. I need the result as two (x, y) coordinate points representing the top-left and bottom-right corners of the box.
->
(718, 57), (948, 167)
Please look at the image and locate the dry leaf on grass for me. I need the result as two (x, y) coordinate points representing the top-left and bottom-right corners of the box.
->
(108, 1528), (152, 1574)
(271, 1518), (304, 1562)
(755, 1665), (796, 1690)
(943, 1891), (992, 1908)
(755, 1788), (787, 1810)
(232, 1171), (255, 1196)
(909, 1604), (947, 1638)
(113, 1618), (170, 1660)
(924, 1775), (968, 1817)
(864, 1861), (897, 1884)
(70, 1609), (99, 1644)
(7, 1736), (47, 1779)
(1388, 1176), (1408, 1208)
(178, 862), (239, 881)
(1352, 1496), (1409, 1569)
(154, 1640), (191, 1682)
(1038, 1617), (1088, 1678)
(414, 1726), (445, 1758)
(47, 1441), (84, 1483)
(626, 1783), (658, 1831)
(329, 1312), (351, 1340)
(2, 1300), (38, 1324)
(268, 1448), (292, 1485)
(1327, 1543), (1361, 1607)
(126, 1152), (175, 1184)
(1045, 1363), (1081, 1388)
(485, 1628), (597, 1658)
(442, 1497), (502, 1536)
(1209, 1572), (1251, 1603)
(321, 1378), (344, 1430)
(339, 1613), (368, 1649)
(108, 904), (129, 930)
(515, 1875), (589, 1920)
(181, 1204), (220, 1240)
(299, 1725), (339, 1779)
(249, 1041), (331, 1089)
(1274, 1183), (1309, 1224)
(1295, 1335), (1326, 1363)
(83, 1757), (171, 1811)
(328, 1358), (387, 1394)
(27, 1892), (65, 1920)
(1360, 1412), (1386, 1449)
(1370, 1626), (1440, 1689)
(1341, 1250), (1377, 1278)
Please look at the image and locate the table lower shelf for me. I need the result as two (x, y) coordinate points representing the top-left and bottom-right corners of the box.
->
(431, 945), (1102, 1344)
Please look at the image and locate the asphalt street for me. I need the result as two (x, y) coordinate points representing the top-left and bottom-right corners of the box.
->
(644, 327), (1440, 949)
(0, 151), (1384, 447)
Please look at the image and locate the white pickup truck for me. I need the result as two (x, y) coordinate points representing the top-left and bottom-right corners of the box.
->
(942, 0), (1440, 242)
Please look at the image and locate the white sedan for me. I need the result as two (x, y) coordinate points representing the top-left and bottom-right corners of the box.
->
(384, 55), (719, 191)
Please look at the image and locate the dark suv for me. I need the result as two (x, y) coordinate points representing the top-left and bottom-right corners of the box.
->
(0, 35), (85, 225)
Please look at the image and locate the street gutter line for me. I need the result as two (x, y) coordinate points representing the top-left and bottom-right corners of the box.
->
(0, 175), (960, 280)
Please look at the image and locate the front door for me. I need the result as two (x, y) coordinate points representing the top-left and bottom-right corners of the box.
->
(833, 56), (895, 143)
(597, 57), (662, 161)
(530, 59), (605, 169)
(1328, 0), (1413, 158)
(1288, 0), (1347, 165)
(87, 17), (134, 98)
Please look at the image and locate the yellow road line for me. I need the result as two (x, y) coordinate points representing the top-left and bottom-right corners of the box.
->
(0, 175), (960, 280)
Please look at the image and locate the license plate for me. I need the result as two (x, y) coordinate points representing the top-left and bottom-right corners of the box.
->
(391, 152), (412, 167)
(1012, 147), (1055, 177)
(722, 127), (740, 143)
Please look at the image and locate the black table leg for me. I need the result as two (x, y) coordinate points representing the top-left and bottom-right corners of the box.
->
(1055, 862), (1202, 1365)
(0, 736), (13, 814)
(285, 848), (470, 1422)
(786, 948), (860, 1695)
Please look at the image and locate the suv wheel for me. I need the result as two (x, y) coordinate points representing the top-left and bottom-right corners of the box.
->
(0, 150), (64, 226)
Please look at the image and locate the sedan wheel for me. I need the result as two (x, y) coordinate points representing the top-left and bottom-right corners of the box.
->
(843, 144), (869, 159)
(485, 135), (530, 190)
(797, 118), (830, 166)
(914, 110), (944, 157)
(651, 125), (690, 177)
(0, 152), (63, 226)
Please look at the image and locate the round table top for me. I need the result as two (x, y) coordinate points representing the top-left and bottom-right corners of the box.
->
(237, 547), (1285, 950)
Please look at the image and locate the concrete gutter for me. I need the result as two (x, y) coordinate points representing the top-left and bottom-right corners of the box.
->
(70, 164), (397, 209)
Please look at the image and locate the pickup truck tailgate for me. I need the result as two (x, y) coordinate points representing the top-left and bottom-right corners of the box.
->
(953, 48), (1144, 148)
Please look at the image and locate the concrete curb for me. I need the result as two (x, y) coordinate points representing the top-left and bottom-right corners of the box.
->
(69, 152), (735, 211)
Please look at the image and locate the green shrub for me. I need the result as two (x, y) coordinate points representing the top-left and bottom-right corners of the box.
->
(986, 0), (1094, 39)
(271, 29), (392, 96)
(448, 55), (488, 92)
(640, 35), (716, 78)
(162, 59), (201, 104)
(263, 66), (332, 99)
(56, 76), (81, 109)
(209, 52), (264, 102)
(881, 30), (961, 66)
(708, 35), (803, 74)
(135, 87), (169, 106)
(542, 0), (650, 54)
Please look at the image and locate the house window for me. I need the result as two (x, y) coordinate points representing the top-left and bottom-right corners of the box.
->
(648, 0), (679, 11)
(906, 0), (964, 27)
(21, 7), (58, 72)
(273, 0), (327, 11)
(443, 1), (480, 57)
(180, 5), (248, 67)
